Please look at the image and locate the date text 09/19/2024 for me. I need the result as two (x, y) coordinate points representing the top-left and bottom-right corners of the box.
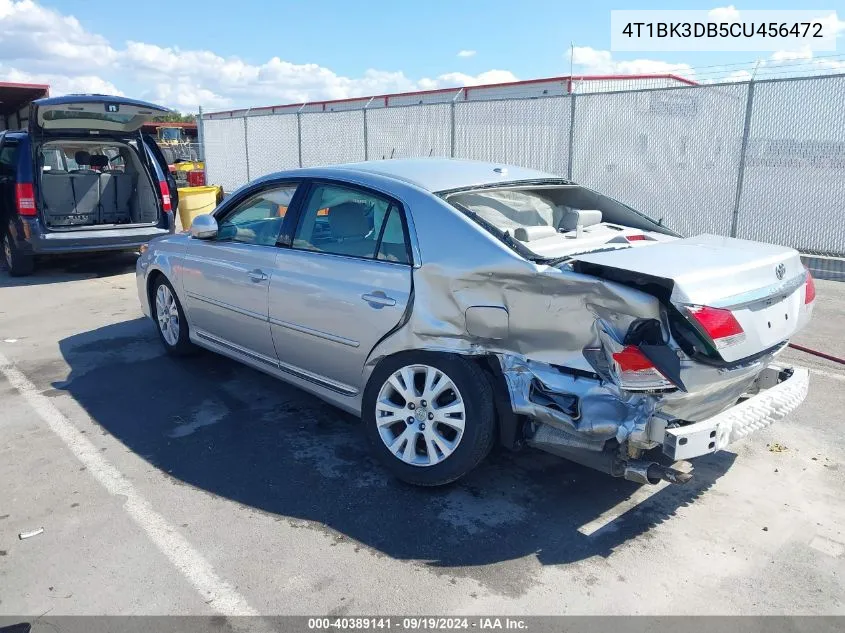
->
(307, 617), (529, 630)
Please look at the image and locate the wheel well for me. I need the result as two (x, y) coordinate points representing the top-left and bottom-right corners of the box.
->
(146, 269), (164, 312)
(473, 354), (523, 451)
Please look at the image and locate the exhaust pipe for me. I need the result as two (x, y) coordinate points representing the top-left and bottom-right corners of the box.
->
(623, 461), (663, 485)
(624, 460), (694, 485)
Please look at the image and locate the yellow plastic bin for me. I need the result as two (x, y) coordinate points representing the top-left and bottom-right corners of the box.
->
(177, 185), (223, 231)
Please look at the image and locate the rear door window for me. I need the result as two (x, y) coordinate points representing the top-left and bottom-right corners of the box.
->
(0, 144), (18, 177)
(292, 184), (411, 264)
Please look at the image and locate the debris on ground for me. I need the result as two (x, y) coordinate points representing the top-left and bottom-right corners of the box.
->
(768, 443), (788, 453)
(18, 528), (44, 540)
(762, 527), (769, 532)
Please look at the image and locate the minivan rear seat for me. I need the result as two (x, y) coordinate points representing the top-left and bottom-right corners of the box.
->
(40, 169), (139, 227)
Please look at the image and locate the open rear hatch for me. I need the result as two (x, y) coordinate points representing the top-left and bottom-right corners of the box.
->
(30, 95), (170, 136)
(572, 234), (813, 364)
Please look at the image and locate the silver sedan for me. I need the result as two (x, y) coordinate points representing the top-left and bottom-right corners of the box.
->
(137, 159), (814, 487)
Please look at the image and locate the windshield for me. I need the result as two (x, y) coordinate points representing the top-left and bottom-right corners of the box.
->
(447, 190), (562, 232)
(160, 128), (182, 142)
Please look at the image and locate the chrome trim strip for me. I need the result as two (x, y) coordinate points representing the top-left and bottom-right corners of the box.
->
(704, 271), (807, 310)
(194, 329), (359, 396)
(195, 329), (278, 367)
(268, 317), (360, 348)
(276, 359), (359, 396)
(186, 292), (269, 322)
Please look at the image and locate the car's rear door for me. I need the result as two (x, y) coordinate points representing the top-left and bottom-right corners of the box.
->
(181, 181), (303, 364)
(268, 180), (413, 396)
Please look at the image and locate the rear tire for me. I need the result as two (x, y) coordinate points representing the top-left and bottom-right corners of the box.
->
(3, 231), (34, 277)
(151, 276), (196, 356)
(362, 351), (496, 486)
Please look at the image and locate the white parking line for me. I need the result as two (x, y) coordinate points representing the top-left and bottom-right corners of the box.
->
(0, 351), (259, 617)
(577, 481), (669, 536)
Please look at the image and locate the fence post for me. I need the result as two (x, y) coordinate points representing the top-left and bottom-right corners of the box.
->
(731, 81), (755, 238)
(567, 94), (576, 180)
(196, 105), (205, 162)
(450, 102), (456, 158)
(296, 108), (304, 168)
(363, 96), (374, 161)
(243, 114), (251, 182)
(449, 88), (464, 159)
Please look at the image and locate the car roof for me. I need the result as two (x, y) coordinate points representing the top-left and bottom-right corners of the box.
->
(312, 158), (561, 193)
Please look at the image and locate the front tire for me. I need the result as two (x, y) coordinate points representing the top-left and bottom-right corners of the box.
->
(362, 352), (496, 486)
(152, 276), (195, 356)
(3, 231), (34, 277)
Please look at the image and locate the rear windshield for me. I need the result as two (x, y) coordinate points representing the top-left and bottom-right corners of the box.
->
(42, 110), (136, 125)
(447, 189), (563, 232)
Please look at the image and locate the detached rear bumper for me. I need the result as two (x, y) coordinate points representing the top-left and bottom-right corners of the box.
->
(662, 365), (809, 460)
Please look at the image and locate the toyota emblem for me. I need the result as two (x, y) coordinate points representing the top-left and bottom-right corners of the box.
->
(775, 263), (786, 280)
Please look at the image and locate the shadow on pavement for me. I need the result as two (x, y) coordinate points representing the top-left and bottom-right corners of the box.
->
(0, 251), (139, 287)
(52, 317), (735, 584)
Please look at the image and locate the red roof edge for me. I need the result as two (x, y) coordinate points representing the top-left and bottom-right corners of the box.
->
(0, 81), (50, 92)
(205, 73), (698, 117)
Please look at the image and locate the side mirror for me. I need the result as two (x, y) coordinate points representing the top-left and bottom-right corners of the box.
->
(190, 214), (218, 240)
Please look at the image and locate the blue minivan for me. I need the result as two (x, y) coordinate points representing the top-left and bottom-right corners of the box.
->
(0, 95), (179, 276)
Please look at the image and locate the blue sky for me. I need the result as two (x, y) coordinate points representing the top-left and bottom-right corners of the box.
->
(0, 0), (842, 112)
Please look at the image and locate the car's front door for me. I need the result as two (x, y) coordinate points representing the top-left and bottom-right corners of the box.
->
(268, 181), (413, 396)
(182, 182), (301, 365)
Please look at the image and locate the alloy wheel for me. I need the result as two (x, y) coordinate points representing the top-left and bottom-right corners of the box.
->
(155, 284), (180, 346)
(374, 364), (466, 467)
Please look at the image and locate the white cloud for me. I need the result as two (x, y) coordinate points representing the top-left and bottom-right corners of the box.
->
(0, 63), (124, 95)
(816, 11), (845, 37)
(708, 6), (741, 22)
(457, 50), (476, 58)
(418, 69), (518, 91)
(569, 46), (694, 77)
(770, 47), (814, 62)
(0, 0), (518, 112)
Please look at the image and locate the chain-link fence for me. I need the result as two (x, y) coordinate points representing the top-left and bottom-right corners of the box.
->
(202, 74), (845, 257)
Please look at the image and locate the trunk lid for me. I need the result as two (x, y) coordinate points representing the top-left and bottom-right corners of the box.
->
(30, 95), (170, 136)
(572, 234), (809, 363)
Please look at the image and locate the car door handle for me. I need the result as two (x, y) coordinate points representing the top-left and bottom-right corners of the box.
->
(248, 269), (268, 283)
(361, 292), (396, 307)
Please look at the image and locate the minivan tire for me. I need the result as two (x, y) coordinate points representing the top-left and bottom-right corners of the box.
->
(151, 276), (196, 356)
(3, 230), (34, 277)
(362, 351), (496, 486)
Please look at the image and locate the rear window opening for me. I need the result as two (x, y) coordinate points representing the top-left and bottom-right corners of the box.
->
(37, 140), (160, 229)
(443, 184), (676, 261)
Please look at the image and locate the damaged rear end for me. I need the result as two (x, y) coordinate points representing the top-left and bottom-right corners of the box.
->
(503, 235), (815, 485)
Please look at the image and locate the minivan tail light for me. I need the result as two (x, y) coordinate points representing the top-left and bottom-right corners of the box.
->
(610, 345), (675, 390)
(15, 183), (37, 216)
(685, 305), (746, 350)
(804, 268), (816, 304)
(159, 180), (172, 212)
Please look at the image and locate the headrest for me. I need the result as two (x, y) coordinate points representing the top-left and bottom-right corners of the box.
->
(514, 226), (558, 242)
(90, 155), (109, 169)
(561, 209), (603, 232)
(328, 202), (370, 239)
(74, 150), (91, 166)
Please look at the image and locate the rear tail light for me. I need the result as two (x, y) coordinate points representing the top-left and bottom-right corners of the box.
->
(610, 345), (675, 390)
(159, 180), (172, 212)
(804, 268), (816, 304)
(15, 183), (36, 216)
(685, 305), (746, 350)
(625, 234), (647, 242)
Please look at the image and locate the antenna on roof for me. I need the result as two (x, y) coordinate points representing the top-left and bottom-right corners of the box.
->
(569, 42), (575, 81)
